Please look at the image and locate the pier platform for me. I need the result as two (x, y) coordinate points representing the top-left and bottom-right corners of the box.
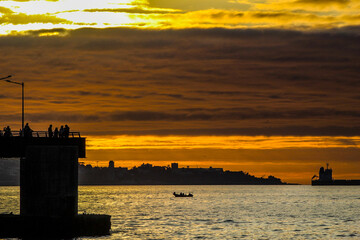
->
(0, 131), (85, 158)
(0, 129), (111, 238)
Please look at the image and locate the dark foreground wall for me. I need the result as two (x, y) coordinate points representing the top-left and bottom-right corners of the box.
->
(20, 146), (78, 217)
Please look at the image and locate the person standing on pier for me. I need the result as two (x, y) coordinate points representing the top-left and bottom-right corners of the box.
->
(60, 125), (64, 138)
(64, 125), (70, 138)
(48, 124), (53, 138)
(24, 123), (33, 137)
(54, 127), (59, 138)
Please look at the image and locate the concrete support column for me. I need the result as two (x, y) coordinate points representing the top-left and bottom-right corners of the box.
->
(20, 146), (78, 217)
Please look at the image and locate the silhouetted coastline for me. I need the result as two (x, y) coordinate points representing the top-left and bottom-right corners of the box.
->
(78, 162), (286, 185)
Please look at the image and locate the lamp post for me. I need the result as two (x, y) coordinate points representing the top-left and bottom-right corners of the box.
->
(0, 75), (25, 134)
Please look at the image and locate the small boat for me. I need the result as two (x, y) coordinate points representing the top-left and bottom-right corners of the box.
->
(173, 192), (193, 197)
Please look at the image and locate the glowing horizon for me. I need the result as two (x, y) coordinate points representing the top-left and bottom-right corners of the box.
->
(1, 0), (360, 35)
(86, 135), (360, 150)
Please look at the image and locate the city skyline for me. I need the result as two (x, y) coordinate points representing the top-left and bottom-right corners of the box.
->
(1, 0), (360, 184)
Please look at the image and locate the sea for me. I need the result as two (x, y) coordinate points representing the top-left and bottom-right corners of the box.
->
(1, 185), (360, 239)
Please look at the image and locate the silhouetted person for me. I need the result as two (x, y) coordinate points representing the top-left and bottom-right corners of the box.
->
(64, 124), (70, 138)
(60, 125), (64, 138)
(48, 124), (53, 138)
(54, 127), (59, 138)
(0, 129), (2, 137)
(23, 123), (33, 137)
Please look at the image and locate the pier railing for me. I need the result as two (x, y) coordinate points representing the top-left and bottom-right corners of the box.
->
(0, 131), (81, 138)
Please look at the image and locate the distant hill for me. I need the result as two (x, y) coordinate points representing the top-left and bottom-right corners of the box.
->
(79, 162), (286, 185)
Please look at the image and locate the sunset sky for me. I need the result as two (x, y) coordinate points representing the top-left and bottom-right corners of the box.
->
(1, 0), (360, 184)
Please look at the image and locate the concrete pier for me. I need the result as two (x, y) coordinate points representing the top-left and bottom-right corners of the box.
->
(0, 134), (111, 238)
(20, 146), (78, 217)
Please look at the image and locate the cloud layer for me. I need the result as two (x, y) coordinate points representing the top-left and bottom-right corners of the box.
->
(0, 27), (359, 138)
(1, 24), (360, 183)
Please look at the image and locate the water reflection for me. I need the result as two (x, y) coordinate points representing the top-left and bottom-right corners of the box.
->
(1, 185), (359, 239)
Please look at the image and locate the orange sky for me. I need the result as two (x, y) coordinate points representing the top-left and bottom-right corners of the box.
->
(1, 0), (360, 184)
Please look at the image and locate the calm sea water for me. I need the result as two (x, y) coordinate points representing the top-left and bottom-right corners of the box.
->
(1, 185), (360, 239)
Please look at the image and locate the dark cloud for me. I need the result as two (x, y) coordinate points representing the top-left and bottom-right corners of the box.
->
(25, 28), (68, 36)
(115, 94), (143, 99)
(1, 27), (360, 136)
(17, 107), (350, 124)
(70, 91), (111, 97)
(154, 93), (204, 101)
(106, 108), (360, 122)
(83, 126), (360, 137)
(195, 91), (243, 96)
(251, 12), (295, 18)
(26, 113), (101, 123)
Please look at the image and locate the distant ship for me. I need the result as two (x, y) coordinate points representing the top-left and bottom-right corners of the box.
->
(311, 164), (360, 185)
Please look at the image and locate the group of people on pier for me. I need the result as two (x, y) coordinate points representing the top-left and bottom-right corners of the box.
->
(0, 123), (34, 137)
(48, 124), (70, 138)
(1, 126), (12, 137)
(0, 124), (71, 138)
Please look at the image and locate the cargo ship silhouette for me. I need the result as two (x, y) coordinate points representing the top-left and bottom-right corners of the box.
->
(311, 163), (360, 185)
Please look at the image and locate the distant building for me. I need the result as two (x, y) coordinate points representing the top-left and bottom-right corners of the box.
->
(108, 161), (114, 169)
(171, 163), (178, 169)
(140, 163), (152, 169)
